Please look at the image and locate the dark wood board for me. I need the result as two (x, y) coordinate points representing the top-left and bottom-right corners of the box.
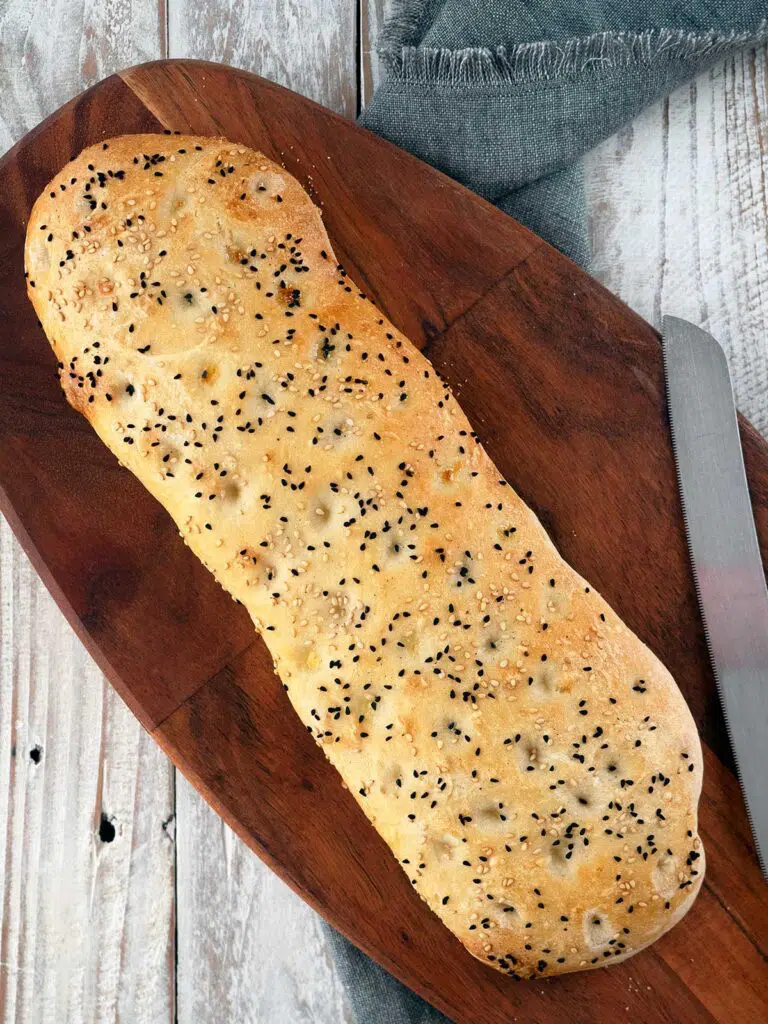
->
(0, 59), (765, 1023)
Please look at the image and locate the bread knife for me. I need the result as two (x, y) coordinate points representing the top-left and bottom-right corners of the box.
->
(663, 315), (768, 879)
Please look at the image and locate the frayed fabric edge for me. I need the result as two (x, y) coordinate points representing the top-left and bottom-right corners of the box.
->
(376, 0), (433, 53)
(378, 16), (768, 87)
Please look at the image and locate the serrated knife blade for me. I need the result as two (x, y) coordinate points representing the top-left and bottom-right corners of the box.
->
(662, 315), (768, 879)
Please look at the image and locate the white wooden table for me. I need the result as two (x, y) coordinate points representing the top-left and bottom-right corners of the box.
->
(1, 3), (766, 1021)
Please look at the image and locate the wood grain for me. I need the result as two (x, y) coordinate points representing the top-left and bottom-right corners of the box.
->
(168, 0), (358, 119)
(0, 4), (175, 1023)
(586, 45), (768, 437)
(0, 0), (166, 153)
(0, 521), (175, 1022)
(175, 771), (353, 1023)
(1, 59), (767, 1023)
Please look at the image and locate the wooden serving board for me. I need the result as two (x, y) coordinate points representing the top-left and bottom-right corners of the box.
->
(1, 60), (766, 1023)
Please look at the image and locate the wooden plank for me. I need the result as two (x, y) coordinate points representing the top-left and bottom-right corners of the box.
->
(166, 5), (359, 1020)
(585, 46), (768, 436)
(169, 0), (358, 118)
(0, 520), (175, 1022)
(0, 0), (166, 152)
(0, 2), (174, 1021)
(360, 0), (390, 107)
(175, 773), (352, 1023)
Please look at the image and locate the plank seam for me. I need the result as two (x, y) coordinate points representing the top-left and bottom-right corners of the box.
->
(419, 240), (548, 358)
(149, 637), (261, 735)
(356, 1), (363, 118)
(702, 877), (768, 961)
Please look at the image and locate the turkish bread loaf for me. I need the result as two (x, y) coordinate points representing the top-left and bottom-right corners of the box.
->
(25, 135), (704, 978)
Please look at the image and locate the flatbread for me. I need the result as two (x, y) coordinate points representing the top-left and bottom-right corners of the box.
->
(25, 134), (704, 977)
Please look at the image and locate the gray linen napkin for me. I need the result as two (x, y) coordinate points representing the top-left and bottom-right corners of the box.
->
(361, 1), (768, 267)
(325, 3), (768, 1022)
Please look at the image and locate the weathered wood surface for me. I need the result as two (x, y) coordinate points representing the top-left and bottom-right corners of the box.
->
(169, 0), (358, 118)
(0, 3), (175, 1023)
(586, 45), (768, 436)
(0, 3), (766, 1022)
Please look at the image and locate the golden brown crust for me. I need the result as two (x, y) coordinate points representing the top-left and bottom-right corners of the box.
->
(25, 134), (704, 978)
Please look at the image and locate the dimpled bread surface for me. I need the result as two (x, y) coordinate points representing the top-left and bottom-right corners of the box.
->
(25, 134), (705, 978)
